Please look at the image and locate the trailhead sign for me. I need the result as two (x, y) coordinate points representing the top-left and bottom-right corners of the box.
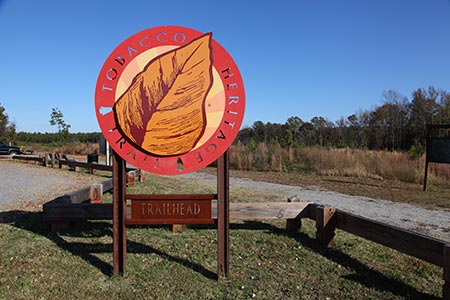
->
(95, 26), (245, 175)
(94, 26), (245, 277)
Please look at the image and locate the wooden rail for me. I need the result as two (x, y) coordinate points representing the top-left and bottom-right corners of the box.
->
(43, 180), (113, 223)
(11, 153), (130, 172)
(42, 188), (449, 298)
(44, 179), (113, 206)
(43, 170), (141, 224)
(58, 159), (115, 172)
(43, 201), (310, 222)
(57, 159), (141, 177)
(306, 203), (448, 266)
(58, 159), (117, 172)
(13, 154), (45, 165)
(306, 203), (450, 299)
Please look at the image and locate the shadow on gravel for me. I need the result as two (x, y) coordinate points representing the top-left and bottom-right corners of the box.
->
(0, 211), (440, 299)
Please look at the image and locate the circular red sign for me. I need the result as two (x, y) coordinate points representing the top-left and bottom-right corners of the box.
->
(95, 26), (245, 175)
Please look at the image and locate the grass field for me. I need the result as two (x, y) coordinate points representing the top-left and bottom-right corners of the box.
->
(0, 171), (445, 299)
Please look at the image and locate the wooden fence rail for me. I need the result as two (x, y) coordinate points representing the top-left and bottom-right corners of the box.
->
(305, 203), (449, 299)
(13, 154), (45, 165)
(43, 201), (311, 222)
(58, 159), (114, 172)
(306, 203), (448, 267)
(42, 188), (450, 299)
(45, 179), (113, 206)
(57, 159), (139, 174)
(12, 153), (138, 173)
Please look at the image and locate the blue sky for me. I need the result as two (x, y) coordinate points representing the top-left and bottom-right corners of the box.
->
(1, 0), (450, 133)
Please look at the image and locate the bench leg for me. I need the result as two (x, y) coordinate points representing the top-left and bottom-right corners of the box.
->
(286, 219), (302, 233)
(444, 244), (450, 300)
(315, 205), (336, 247)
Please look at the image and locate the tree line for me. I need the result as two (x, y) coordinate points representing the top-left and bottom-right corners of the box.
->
(0, 105), (99, 145)
(15, 131), (99, 145)
(237, 86), (450, 152)
(2, 85), (449, 152)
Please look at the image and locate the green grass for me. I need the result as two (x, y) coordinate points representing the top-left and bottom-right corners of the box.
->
(0, 173), (444, 300)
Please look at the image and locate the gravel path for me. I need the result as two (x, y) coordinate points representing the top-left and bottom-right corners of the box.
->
(0, 160), (103, 212)
(1, 160), (449, 241)
(179, 172), (450, 241)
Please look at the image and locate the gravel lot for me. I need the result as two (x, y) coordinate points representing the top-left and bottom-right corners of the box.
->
(1, 159), (449, 241)
(180, 172), (450, 241)
(0, 160), (103, 212)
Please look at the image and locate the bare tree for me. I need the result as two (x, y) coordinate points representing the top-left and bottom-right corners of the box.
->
(381, 90), (408, 150)
(49, 107), (71, 144)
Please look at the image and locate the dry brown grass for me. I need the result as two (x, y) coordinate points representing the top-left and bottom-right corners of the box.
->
(229, 143), (450, 185)
(28, 140), (450, 186)
(55, 143), (100, 155)
(19, 142), (100, 156)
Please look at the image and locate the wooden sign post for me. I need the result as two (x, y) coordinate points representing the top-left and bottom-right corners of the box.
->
(113, 152), (126, 276)
(112, 151), (230, 279)
(424, 124), (450, 191)
(217, 151), (230, 278)
(96, 26), (244, 279)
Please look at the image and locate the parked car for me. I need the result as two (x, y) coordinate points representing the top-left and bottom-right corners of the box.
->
(0, 141), (23, 156)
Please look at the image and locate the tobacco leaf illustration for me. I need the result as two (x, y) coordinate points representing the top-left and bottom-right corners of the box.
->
(113, 33), (213, 156)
